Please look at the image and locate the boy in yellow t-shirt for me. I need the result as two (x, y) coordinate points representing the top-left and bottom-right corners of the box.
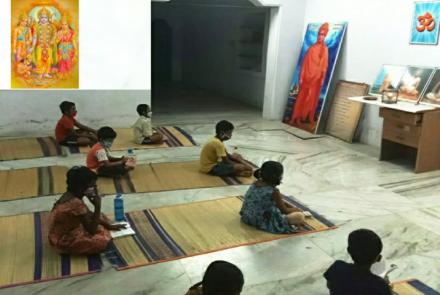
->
(200, 120), (253, 177)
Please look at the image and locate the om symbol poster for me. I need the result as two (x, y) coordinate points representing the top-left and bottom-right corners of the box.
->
(11, 0), (79, 88)
(283, 23), (347, 134)
(410, 1), (440, 45)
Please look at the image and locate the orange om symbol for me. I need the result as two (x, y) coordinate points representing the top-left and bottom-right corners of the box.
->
(416, 12), (436, 32)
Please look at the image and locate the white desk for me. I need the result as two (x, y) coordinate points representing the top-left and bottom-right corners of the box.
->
(348, 96), (435, 113)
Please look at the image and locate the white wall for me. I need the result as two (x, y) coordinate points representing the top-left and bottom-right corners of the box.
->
(262, 0), (307, 119)
(0, 90), (150, 137)
(0, 0), (150, 89)
(302, 0), (440, 146)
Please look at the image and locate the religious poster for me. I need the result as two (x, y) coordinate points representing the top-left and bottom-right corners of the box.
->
(419, 69), (440, 106)
(370, 65), (407, 95)
(11, 0), (79, 89)
(283, 22), (347, 134)
(397, 66), (435, 101)
(410, 1), (440, 45)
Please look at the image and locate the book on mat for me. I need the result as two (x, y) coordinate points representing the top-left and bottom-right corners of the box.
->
(110, 221), (136, 238)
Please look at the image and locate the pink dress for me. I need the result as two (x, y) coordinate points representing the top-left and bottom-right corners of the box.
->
(48, 197), (111, 255)
(57, 30), (75, 74)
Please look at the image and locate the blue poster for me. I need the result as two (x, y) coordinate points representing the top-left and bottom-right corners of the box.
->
(283, 22), (347, 134)
(410, 1), (440, 45)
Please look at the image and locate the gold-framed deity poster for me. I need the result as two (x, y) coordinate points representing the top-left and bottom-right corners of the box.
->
(11, 0), (79, 89)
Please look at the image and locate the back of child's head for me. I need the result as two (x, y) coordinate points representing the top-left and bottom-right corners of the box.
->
(136, 104), (150, 116)
(254, 161), (283, 186)
(59, 101), (75, 114)
(66, 166), (97, 195)
(215, 120), (234, 135)
(348, 229), (383, 266)
(97, 126), (117, 141)
(202, 261), (244, 295)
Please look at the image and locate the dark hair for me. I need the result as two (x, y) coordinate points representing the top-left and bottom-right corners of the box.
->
(254, 161), (283, 186)
(215, 120), (234, 135)
(97, 126), (117, 141)
(189, 261), (244, 295)
(66, 166), (97, 196)
(348, 229), (383, 266)
(59, 101), (75, 114)
(136, 104), (150, 116)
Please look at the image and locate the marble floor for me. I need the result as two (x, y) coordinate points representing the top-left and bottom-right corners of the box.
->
(1, 107), (440, 294)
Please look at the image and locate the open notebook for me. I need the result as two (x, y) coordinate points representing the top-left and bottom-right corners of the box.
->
(110, 221), (136, 239)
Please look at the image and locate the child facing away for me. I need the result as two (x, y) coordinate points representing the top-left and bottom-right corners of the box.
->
(199, 120), (253, 177)
(55, 101), (97, 146)
(185, 260), (244, 295)
(86, 126), (135, 177)
(132, 104), (164, 144)
(240, 161), (307, 234)
(324, 229), (392, 295)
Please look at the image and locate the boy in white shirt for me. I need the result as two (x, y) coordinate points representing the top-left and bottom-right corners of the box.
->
(132, 104), (164, 144)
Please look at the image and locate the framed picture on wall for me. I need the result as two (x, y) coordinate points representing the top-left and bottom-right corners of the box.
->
(370, 65), (407, 96)
(11, 0), (79, 89)
(397, 66), (435, 101)
(419, 68), (440, 105)
(410, 1), (440, 45)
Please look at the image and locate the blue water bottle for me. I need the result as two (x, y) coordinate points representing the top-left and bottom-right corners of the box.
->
(114, 194), (125, 221)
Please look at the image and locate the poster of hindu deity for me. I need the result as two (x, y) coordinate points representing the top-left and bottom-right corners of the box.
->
(410, 1), (440, 45)
(282, 22), (347, 134)
(11, 0), (79, 88)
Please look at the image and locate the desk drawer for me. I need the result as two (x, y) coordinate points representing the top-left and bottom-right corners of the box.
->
(383, 120), (421, 148)
(379, 108), (422, 125)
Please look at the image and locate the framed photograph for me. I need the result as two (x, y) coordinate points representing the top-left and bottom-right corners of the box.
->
(410, 1), (440, 45)
(370, 65), (407, 96)
(397, 66), (435, 101)
(11, 0), (79, 89)
(282, 22), (347, 134)
(419, 68), (440, 106)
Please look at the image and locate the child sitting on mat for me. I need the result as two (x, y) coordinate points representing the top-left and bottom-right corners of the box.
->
(132, 104), (164, 144)
(324, 229), (392, 295)
(55, 101), (97, 146)
(199, 120), (253, 177)
(87, 126), (135, 177)
(185, 260), (244, 295)
(48, 166), (125, 255)
(240, 161), (307, 234)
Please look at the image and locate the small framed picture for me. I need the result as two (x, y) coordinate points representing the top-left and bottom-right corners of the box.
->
(410, 1), (440, 45)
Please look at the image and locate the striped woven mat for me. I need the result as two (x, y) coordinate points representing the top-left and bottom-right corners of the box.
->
(392, 279), (440, 295)
(0, 161), (254, 201)
(105, 195), (335, 270)
(0, 212), (101, 289)
(0, 126), (196, 161)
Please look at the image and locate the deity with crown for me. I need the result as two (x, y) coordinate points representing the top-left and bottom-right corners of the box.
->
(29, 7), (57, 79)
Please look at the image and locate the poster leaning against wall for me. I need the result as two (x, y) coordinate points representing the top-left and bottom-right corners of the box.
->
(283, 22), (347, 134)
(11, 0), (79, 89)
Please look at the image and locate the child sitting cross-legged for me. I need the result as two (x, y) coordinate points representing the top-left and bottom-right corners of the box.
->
(55, 101), (97, 146)
(132, 104), (164, 144)
(240, 161), (307, 234)
(86, 126), (135, 177)
(199, 120), (253, 177)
